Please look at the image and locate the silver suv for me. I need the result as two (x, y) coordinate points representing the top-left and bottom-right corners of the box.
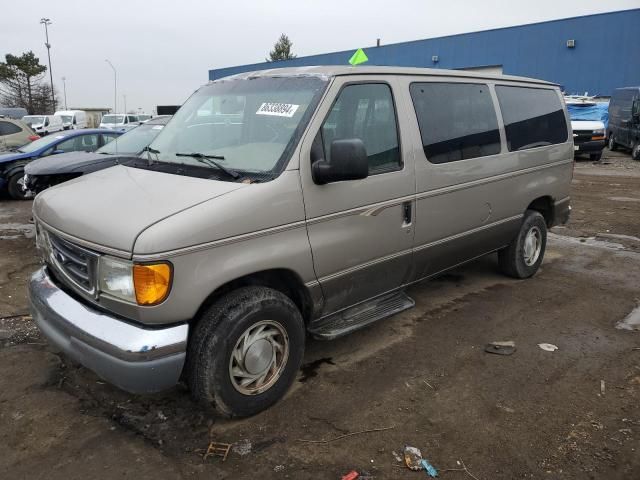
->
(29, 66), (572, 416)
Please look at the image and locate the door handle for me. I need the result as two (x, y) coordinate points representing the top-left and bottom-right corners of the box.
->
(402, 201), (412, 227)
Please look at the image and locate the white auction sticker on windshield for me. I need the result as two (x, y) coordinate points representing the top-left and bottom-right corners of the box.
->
(256, 102), (299, 117)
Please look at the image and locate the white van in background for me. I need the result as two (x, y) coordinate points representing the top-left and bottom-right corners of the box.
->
(99, 113), (140, 131)
(22, 114), (65, 135)
(55, 110), (87, 130)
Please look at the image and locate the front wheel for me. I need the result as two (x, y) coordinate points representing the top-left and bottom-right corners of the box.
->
(608, 134), (618, 151)
(498, 210), (547, 279)
(632, 142), (640, 161)
(590, 152), (602, 162)
(186, 286), (305, 417)
(7, 171), (29, 200)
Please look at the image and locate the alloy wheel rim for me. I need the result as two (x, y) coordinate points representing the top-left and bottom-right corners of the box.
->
(229, 320), (289, 395)
(523, 226), (542, 266)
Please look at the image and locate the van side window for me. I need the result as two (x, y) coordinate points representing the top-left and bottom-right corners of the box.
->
(321, 83), (401, 174)
(409, 82), (501, 164)
(496, 86), (568, 151)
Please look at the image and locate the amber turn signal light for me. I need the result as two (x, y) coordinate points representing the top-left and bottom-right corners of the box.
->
(133, 263), (172, 305)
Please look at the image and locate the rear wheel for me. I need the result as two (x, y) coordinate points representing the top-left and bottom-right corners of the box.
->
(632, 142), (640, 161)
(608, 134), (618, 151)
(7, 171), (29, 200)
(186, 286), (305, 417)
(498, 210), (547, 279)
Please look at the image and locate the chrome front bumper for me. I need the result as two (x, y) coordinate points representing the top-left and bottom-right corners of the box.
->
(28, 267), (188, 394)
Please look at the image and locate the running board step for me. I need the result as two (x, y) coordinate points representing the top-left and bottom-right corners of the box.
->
(308, 291), (415, 340)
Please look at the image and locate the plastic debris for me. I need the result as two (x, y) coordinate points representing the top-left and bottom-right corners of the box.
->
(600, 380), (606, 395)
(273, 465), (285, 473)
(232, 438), (252, 456)
(485, 340), (516, 355)
(392, 450), (403, 463)
(341, 471), (359, 480)
(538, 343), (558, 352)
(421, 459), (438, 477)
(404, 446), (424, 471)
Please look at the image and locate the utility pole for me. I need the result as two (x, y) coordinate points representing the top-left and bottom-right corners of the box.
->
(123, 94), (127, 114)
(61, 76), (67, 110)
(40, 18), (55, 111)
(105, 59), (117, 113)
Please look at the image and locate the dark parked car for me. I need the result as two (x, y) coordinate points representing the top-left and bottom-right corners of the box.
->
(0, 128), (120, 199)
(24, 116), (171, 194)
(607, 86), (640, 160)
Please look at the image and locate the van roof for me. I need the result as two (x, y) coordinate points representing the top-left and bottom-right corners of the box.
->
(220, 65), (557, 86)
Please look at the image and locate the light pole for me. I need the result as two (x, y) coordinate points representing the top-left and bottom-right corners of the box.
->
(105, 59), (117, 114)
(123, 94), (127, 114)
(61, 76), (67, 110)
(40, 18), (55, 110)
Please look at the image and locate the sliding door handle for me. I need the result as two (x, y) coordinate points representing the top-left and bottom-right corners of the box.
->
(402, 201), (412, 227)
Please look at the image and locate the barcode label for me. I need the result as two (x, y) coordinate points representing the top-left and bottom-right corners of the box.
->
(256, 103), (299, 117)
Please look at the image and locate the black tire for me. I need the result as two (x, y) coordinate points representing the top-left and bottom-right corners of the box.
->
(7, 171), (28, 200)
(498, 210), (547, 279)
(632, 142), (640, 161)
(186, 286), (305, 417)
(608, 134), (618, 151)
(590, 152), (602, 162)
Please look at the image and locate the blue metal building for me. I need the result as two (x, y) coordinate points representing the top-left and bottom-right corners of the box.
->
(209, 8), (639, 97)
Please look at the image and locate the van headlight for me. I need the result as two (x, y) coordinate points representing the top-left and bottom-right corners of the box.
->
(98, 256), (172, 305)
(592, 128), (605, 135)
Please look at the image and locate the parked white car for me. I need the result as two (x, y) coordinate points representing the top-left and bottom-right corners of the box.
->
(55, 110), (88, 130)
(22, 115), (65, 135)
(99, 114), (140, 131)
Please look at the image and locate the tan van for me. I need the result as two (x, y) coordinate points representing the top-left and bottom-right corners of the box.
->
(29, 67), (573, 416)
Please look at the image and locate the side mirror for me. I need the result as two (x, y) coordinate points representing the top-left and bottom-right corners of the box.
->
(312, 138), (369, 185)
(52, 149), (64, 155)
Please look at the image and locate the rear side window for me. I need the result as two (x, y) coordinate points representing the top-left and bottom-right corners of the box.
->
(321, 83), (401, 174)
(410, 82), (501, 164)
(496, 86), (567, 151)
(0, 121), (22, 136)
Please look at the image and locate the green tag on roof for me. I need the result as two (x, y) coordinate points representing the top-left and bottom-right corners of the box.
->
(349, 48), (368, 66)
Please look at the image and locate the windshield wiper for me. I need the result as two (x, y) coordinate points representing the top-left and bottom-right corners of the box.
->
(175, 152), (240, 180)
(142, 145), (160, 162)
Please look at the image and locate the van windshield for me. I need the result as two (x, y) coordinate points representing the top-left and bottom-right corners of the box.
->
(24, 116), (45, 126)
(98, 123), (165, 155)
(566, 103), (608, 123)
(147, 76), (328, 178)
(102, 115), (124, 124)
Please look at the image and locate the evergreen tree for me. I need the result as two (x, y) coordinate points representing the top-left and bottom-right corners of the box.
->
(0, 51), (55, 114)
(266, 34), (297, 62)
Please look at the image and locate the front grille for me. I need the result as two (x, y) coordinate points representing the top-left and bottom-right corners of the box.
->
(573, 130), (594, 144)
(46, 232), (98, 294)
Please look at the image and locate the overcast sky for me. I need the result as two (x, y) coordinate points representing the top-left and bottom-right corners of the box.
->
(1, 0), (637, 114)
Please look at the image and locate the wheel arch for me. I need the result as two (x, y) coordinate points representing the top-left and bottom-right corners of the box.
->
(527, 196), (555, 228)
(193, 268), (315, 326)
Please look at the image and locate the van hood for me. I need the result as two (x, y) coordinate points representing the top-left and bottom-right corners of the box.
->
(33, 165), (246, 254)
(570, 120), (604, 131)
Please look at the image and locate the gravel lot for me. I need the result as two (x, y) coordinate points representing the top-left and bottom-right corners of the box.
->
(1, 148), (639, 479)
